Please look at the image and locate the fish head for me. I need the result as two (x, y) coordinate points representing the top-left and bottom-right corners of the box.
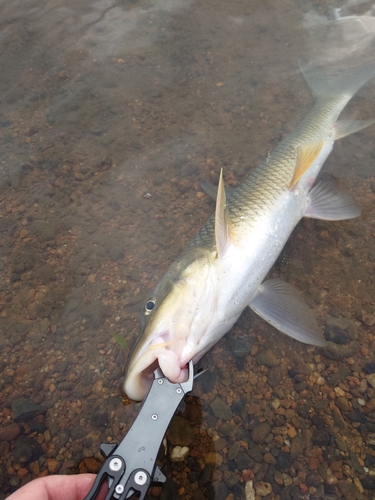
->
(123, 250), (222, 400)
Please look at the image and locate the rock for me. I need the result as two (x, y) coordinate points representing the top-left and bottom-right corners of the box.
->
(234, 451), (254, 470)
(336, 436), (348, 452)
(276, 451), (291, 470)
(255, 481), (272, 496)
(336, 396), (349, 413)
(12, 399), (45, 420)
(361, 476), (375, 490)
(338, 480), (359, 500)
(30, 220), (56, 241)
(323, 341), (356, 361)
(228, 441), (241, 460)
(248, 444), (263, 463)
(326, 316), (349, 330)
(227, 336), (251, 358)
(290, 430), (312, 460)
(45, 458), (60, 473)
(263, 452), (276, 464)
(326, 366), (350, 387)
(245, 481), (256, 500)
(109, 243), (124, 261)
(79, 457), (102, 473)
(363, 363), (375, 374)
(170, 445), (189, 463)
(251, 422), (271, 444)
(199, 370), (216, 392)
(306, 473), (322, 487)
(167, 416), (194, 446)
(203, 452), (223, 467)
(312, 428), (330, 446)
(346, 410), (366, 423)
(205, 480), (229, 500)
(210, 396), (233, 421)
(70, 427), (88, 440)
(255, 349), (279, 367)
(198, 464), (213, 488)
(349, 450), (364, 474)
(224, 470), (239, 488)
(233, 484), (246, 500)
(366, 373), (375, 390)
(91, 411), (109, 427)
(160, 479), (179, 500)
(267, 366), (283, 387)
(0, 423), (21, 441)
(12, 438), (42, 463)
(325, 324), (350, 344)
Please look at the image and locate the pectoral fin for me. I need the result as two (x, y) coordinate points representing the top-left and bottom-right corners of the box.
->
(306, 180), (361, 220)
(249, 279), (327, 347)
(289, 141), (324, 189)
(215, 169), (235, 258)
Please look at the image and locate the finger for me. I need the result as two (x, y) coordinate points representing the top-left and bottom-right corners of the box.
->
(7, 473), (97, 500)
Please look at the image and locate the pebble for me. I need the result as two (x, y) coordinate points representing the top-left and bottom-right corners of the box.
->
(267, 366), (283, 387)
(255, 349), (280, 367)
(263, 452), (276, 464)
(210, 396), (233, 421)
(290, 430), (312, 460)
(366, 373), (375, 390)
(12, 438), (42, 463)
(167, 416), (194, 446)
(251, 422), (271, 444)
(12, 399), (45, 420)
(30, 220), (56, 242)
(228, 441), (241, 460)
(338, 479), (359, 499)
(0, 423), (21, 441)
(244, 481), (255, 500)
(255, 481), (272, 496)
(170, 445), (189, 463)
(45, 458), (60, 473)
(79, 457), (102, 473)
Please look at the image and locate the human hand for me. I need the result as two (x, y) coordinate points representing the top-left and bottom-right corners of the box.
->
(7, 473), (106, 500)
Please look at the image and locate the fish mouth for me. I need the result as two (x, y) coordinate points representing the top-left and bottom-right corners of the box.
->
(123, 336), (189, 401)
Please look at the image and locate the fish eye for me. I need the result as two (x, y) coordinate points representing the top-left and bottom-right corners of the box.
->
(145, 300), (155, 314)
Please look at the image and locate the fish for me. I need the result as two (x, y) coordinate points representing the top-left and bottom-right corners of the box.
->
(123, 59), (375, 401)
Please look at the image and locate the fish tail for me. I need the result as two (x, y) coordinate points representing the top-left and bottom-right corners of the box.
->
(298, 58), (375, 102)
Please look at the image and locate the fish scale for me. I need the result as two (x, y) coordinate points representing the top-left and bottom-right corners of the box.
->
(123, 59), (375, 401)
(188, 94), (359, 246)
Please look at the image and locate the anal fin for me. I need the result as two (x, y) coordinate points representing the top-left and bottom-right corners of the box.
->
(249, 279), (327, 347)
(306, 180), (361, 220)
(289, 141), (324, 189)
(334, 118), (375, 140)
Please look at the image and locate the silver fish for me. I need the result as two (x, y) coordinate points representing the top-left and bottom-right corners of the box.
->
(123, 60), (375, 401)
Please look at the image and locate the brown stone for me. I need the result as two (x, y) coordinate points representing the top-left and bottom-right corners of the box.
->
(17, 468), (29, 479)
(79, 457), (102, 473)
(251, 423), (271, 444)
(45, 458), (60, 473)
(30, 460), (40, 476)
(0, 423), (21, 441)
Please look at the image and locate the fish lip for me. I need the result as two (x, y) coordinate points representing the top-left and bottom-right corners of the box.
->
(123, 334), (189, 401)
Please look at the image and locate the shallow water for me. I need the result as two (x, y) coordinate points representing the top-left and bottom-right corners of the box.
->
(1, 0), (375, 498)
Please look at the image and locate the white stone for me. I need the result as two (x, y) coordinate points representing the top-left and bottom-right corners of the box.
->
(245, 481), (255, 500)
(170, 446), (189, 463)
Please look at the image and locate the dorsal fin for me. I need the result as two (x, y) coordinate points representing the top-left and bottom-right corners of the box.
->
(215, 169), (235, 258)
(289, 141), (324, 189)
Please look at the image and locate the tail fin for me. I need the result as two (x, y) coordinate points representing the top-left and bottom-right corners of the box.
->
(298, 58), (375, 101)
